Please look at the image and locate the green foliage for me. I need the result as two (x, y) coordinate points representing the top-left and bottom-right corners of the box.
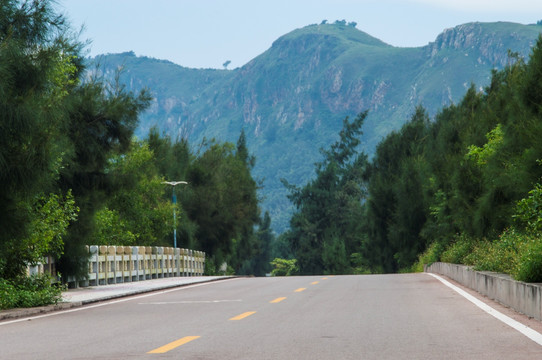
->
(322, 235), (350, 275)
(245, 212), (274, 276)
(362, 106), (431, 272)
(0, 1), (270, 306)
(440, 228), (542, 282)
(514, 236), (542, 282)
(352, 31), (542, 277)
(183, 139), (260, 274)
(513, 182), (542, 234)
(1, 191), (79, 279)
(24, 191), (78, 261)
(94, 140), (173, 246)
(283, 112), (368, 275)
(0, 1), (86, 280)
(440, 235), (478, 265)
(409, 241), (446, 273)
(146, 130), (266, 275)
(270, 258), (299, 276)
(465, 124), (504, 167)
(57, 67), (152, 279)
(349, 253), (372, 274)
(0, 275), (65, 310)
(94, 207), (137, 245)
(465, 232), (520, 275)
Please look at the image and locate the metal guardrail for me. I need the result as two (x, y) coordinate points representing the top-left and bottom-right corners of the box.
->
(28, 245), (206, 288)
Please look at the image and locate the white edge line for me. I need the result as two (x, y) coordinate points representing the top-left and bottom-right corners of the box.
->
(0, 278), (240, 326)
(427, 273), (542, 346)
(139, 299), (243, 305)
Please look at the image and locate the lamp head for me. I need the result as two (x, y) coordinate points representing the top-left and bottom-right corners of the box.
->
(162, 181), (188, 186)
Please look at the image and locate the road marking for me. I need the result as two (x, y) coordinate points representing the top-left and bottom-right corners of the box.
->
(229, 311), (256, 320)
(147, 336), (200, 354)
(427, 273), (542, 346)
(322, 277), (328, 280)
(270, 297), (287, 303)
(0, 279), (240, 326)
(294, 287), (306, 292)
(311, 281), (319, 285)
(139, 299), (242, 305)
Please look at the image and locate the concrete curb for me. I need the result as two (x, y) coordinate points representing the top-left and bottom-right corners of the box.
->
(0, 276), (236, 322)
(76, 276), (236, 305)
(425, 262), (542, 321)
(0, 302), (83, 322)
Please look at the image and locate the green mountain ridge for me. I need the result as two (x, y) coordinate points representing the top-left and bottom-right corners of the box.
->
(91, 21), (542, 233)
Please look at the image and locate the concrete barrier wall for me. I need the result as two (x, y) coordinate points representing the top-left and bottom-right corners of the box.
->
(28, 246), (205, 288)
(425, 262), (542, 321)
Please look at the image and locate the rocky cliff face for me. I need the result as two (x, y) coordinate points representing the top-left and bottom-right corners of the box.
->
(428, 22), (539, 67)
(92, 22), (542, 232)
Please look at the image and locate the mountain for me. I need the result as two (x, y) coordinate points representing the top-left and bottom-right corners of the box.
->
(91, 21), (542, 233)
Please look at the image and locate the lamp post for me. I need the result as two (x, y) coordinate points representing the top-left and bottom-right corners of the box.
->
(162, 181), (188, 248)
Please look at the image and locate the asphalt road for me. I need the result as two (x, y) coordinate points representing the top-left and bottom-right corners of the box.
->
(2, 274), (542, 359)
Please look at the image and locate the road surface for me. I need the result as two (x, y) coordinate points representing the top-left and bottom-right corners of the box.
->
(2, 274), (542, 359)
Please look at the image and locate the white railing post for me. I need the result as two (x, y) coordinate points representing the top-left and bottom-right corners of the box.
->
(131, 246), (139, 282)
(174, 248), (181, 277)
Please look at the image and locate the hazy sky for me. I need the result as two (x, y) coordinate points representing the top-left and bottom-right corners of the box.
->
(57, 0), (542, 69)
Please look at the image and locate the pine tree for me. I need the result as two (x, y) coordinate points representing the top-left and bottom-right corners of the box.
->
(0, 0), (80, 278)
(283, 112), (368, 274)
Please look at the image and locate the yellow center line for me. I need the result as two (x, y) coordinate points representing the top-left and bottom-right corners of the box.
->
(147, 336), (200, 354)
(270, 297), (287, 303)
(229, 311), (256, 320)
(322, 277), (328, 280)
(311, 281), (319, 285)
(294, 287), (306, 292)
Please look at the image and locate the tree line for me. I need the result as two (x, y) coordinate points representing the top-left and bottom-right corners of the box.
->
(0, 0), (269, 309)
(281, 36), (542, 280)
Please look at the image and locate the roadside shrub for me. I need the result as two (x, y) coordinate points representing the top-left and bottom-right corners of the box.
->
(0, 275), (64, 310)
(0, 278), (16, 309)
(204, 257), (217, 275)
(350, 253), (372, 274)
(441, 235), (477, 264)
(438, 228), (542, 282)
(410, 241), (445, 272)
(270, 258), (298, 276)
(513, 236), (542, 282)
(513, 183), (542, 235)
(464, 230), (520, 274)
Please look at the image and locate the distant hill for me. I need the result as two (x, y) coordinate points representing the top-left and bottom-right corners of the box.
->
(91, 21), (542, 233)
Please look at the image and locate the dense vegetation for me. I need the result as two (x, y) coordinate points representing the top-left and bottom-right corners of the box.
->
(281, 36), (542, 281)
(0, 0), (267, 309)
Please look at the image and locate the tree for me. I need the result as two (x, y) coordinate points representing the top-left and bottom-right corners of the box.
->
(94, 140), (173, 246)
(57, 73), (152, 279)
(361, 107), (433, 272)
(183, 136), (260, 273)
(253, 212), (274, 276)
(283, 112), (368, 274)
(0, 0), (81, 279)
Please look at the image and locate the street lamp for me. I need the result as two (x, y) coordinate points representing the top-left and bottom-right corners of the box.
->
(162, 181), (188, 248)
